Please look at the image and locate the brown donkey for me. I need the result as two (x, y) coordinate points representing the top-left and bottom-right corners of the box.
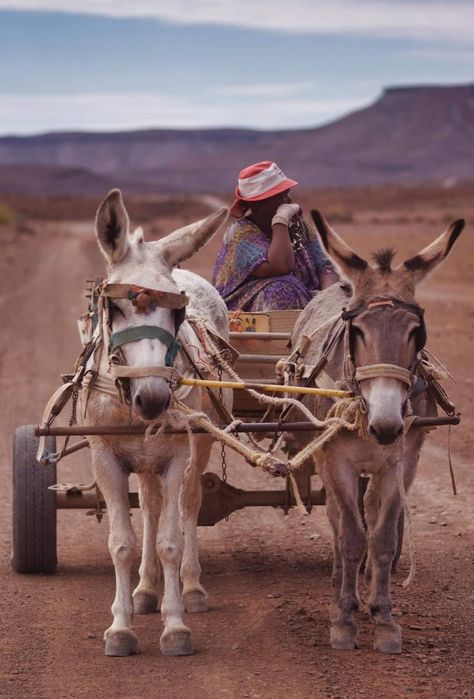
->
(290, 211), (464, 653)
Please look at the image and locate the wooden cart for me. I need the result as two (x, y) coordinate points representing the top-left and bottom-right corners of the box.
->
(11, 310), (458, 573)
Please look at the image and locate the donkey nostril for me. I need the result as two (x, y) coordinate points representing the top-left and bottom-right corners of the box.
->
(134, 386), (171, 420)
(369, 422), (403, 445)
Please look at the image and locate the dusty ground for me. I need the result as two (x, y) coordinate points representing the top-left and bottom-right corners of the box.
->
(0, 186), (473, 699)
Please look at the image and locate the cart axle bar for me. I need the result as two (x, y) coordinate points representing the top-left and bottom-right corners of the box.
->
(55, 472), (326, 525)
(36, 415), (460, 437)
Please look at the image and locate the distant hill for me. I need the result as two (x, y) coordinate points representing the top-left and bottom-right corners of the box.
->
(0, 83), (472, 195)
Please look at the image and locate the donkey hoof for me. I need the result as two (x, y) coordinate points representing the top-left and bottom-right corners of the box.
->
(183, 590), (208, 613)
(160, 626), (193, 656)
(330, 622), (358, 651)
(133, 591), (158, 614)
(374, 623), (402, 654)
(104, 629), (138, 657)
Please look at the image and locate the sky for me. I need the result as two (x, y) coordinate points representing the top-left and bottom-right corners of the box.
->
(0, 1), (472, 135)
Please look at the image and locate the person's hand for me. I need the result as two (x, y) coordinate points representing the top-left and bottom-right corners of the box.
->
(271, 203), (300, 227)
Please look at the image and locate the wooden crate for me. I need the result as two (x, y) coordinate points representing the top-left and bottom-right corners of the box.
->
(229, 310), (301, 416)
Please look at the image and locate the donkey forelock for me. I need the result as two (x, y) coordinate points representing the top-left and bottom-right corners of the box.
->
(372, 248), (396, 275)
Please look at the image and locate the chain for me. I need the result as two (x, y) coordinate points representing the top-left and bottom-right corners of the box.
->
(217, 365), (230, 521)
(217, 365), (228, 486)
(69, 385), (79, 426)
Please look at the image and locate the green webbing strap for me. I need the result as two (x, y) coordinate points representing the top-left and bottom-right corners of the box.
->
(109, 325), (181, 367)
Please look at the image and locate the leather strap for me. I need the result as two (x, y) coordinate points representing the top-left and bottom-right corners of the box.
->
(355, 363), (414, 387)
(111, 365), (178, 381)
(101, 282), (188, 309)
(108, 325), (181, 367)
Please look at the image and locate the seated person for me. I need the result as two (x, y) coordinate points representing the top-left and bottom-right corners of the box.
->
(212, 160), (338, 311)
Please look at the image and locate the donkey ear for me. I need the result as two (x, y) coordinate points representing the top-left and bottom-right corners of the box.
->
(131, 226), (145, 245)
(310, 209), (368, 281)
(159, 207), (228, 267)
(95, 189), (130, 264)
(402, 219), (465, 285)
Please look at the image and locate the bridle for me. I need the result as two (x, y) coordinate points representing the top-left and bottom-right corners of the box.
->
(340, 297), (426, 396)
(99, 281), (189, 387)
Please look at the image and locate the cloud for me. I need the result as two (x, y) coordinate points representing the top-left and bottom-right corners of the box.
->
(1, 1), (474, 42)
(0, 91), (369, 134)
(405, 48), (474, 63)
(215, 83), (316, 98)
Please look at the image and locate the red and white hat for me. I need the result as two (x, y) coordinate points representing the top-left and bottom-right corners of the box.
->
(230, 161), (298, 218)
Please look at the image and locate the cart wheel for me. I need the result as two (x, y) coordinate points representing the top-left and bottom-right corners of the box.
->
(12, 425), (57, 573)
(358, 476), (404, 571)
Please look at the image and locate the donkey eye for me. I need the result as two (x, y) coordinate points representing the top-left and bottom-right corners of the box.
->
(110, 302), (125, 317)
(352, 326), (365, 342)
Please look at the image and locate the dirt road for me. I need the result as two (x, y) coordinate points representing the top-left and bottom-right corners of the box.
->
(0, 192), (473, 699)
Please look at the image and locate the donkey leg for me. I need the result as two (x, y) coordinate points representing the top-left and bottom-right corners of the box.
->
(133, 471), (161, 614)
(325, 491), (343, 623)
(363, 477), (380, 585)
(94, 451), (138, 657)
(157, 460), (193, 656)
(325, 465), (366, 651)
(180, 437), (211, 613)
(367, 475), (402, 654)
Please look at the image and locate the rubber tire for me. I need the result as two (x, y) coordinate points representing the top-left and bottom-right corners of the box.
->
(12, 425), (57, 573)
(358, 476), (404, 571)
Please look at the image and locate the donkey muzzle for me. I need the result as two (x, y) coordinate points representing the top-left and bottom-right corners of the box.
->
(133, 378), (171, 421)
(368, 418), (404, 445)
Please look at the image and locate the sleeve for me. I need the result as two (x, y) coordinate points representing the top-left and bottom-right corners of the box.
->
(212, 219), (270, 298)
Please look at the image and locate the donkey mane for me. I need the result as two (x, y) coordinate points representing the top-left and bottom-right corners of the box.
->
(372, 248), (396, 274)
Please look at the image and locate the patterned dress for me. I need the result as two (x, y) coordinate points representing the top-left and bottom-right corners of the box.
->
(212, 215), (334, 311)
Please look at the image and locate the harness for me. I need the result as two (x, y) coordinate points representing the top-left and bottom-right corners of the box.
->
(340, 297), (426, 395)
(278, 295), (430, 426)
(100, 281), (188, 375)
(82, 279), (237, 426)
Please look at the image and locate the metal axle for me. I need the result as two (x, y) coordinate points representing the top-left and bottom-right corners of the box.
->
(55, 472), (326, 525)
(36, 415), (460, 437)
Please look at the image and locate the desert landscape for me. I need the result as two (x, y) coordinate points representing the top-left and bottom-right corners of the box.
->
(0, 181), (473, 699)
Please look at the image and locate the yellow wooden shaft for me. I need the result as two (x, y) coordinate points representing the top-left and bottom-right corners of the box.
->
(179, 377), (352, 398)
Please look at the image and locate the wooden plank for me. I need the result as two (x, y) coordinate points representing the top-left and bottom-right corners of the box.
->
(233, 360), (278, 380)
(231, 336), (290, 355)
(228, 310), (301, 334)
(268, 310), (301, 333)
(229, 332), (291, 341)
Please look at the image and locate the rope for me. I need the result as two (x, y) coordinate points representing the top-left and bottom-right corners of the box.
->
(191, 317), (350, 428)
(172, 401), (288, 477)
(285, 397), (368, 474)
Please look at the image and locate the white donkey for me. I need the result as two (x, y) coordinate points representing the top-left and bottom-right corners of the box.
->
(81, 190), (230, 657)
(290, 210), (463, 654)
